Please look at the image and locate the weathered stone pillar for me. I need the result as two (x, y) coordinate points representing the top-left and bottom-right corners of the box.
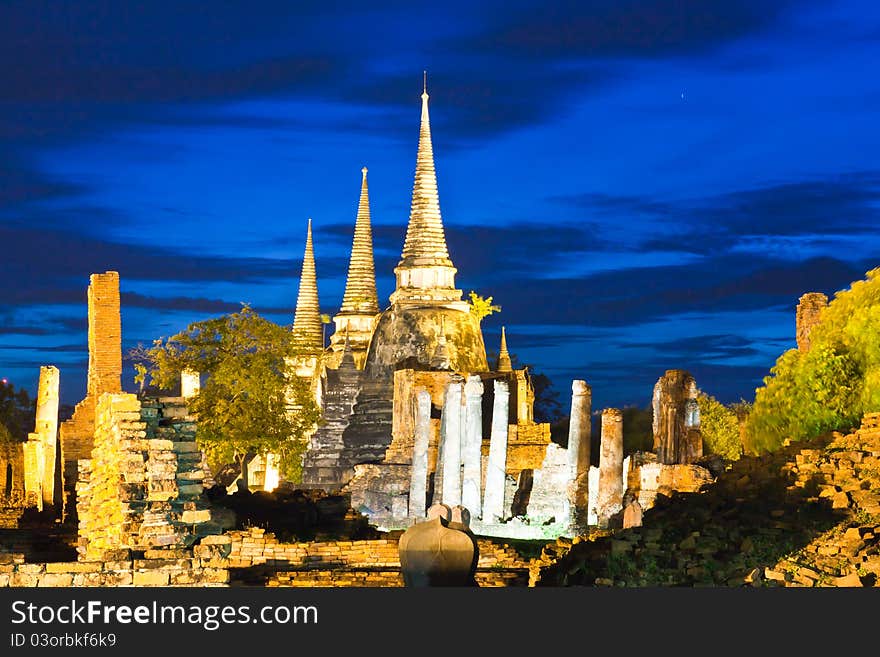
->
(34, 365), (60, 506)
(461, 375), (484, 518)
(409, 389), (432, 518)
(181, 369), (200, 399)
(796, 292), (828, 352)
(440, 377), (464, 507)
(566, 379), (591, 529)
(483, 380), (509, 522)
(597, 408), (624, 527)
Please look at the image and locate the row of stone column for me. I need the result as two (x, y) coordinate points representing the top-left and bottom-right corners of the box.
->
(408, 375), (511, 522)
(407, 375), (628, 530)
(562, 381), (625, 530)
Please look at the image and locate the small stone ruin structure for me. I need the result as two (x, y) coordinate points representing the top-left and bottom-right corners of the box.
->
(652, 369), (703, 465)
(75, 393), (227, 561)
(0, 365), (61, 523)
(796, 292), (828, 352)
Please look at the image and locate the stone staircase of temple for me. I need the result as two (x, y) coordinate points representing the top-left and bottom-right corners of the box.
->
(223, 527), (533, 587)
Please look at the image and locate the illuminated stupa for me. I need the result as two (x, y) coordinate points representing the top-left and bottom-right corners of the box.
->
(296, 78), (541, 497)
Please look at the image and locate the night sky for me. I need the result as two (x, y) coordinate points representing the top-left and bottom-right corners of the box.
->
(2, 1), (879, 412)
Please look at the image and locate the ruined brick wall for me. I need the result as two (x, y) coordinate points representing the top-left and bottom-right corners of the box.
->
(503, 423), (551, 476)
(0, 555), (229, 587)
(0, 442), (35, 528)
(387, 369), (450, 466)
(0, 526), (534, 588)
(796, 292), (828, 352)
(76, 394), (222, 561)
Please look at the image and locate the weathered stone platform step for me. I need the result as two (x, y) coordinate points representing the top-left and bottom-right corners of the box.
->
(239, 566), (530, 587)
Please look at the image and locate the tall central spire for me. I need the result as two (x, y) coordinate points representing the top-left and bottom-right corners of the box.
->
(292, 218), (323, 351)
(399, 75), (452, 268)
(391, 75), (464, 308)
(339, 167), (379, 315)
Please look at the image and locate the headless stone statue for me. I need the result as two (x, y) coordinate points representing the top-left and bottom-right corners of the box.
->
(398, 504), (478, 586)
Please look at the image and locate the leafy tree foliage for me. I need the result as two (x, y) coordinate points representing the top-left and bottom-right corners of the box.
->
(467, 291), (501, 323)
(697, 392), (742, 460)
(130, 305), (321, 486)
(0, 379), (35, 442)
(745, 267), (880, 453)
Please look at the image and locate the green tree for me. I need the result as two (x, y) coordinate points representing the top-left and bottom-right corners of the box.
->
(621, 405), (654, 455)
(697, 393), (742, 460)
(468, 291), (501, 323)
(0, 379), (35, 442)
(485, 349), (563, 423)
(130, 305), (322, 488)
(745, 267), (880, 453)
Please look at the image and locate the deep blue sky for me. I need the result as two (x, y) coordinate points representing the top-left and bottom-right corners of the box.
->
(2, 1), (879, 412)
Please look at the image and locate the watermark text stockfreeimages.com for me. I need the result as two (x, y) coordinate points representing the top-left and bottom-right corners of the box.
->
(10, 599), (318, 632)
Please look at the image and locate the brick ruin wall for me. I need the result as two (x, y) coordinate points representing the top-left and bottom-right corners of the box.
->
(0, 527), (533, 588)
(76, 393), (225, 561)
(0, 443), (35, 528)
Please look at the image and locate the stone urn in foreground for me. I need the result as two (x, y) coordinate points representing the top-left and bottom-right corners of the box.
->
(398, 504), (478, 586)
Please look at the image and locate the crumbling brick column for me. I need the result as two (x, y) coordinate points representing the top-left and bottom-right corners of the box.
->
(596, 408), (624, 527)
(796, 292), (828, 352)
(86, 272), (122, 398)
(59, 272), (123, 520)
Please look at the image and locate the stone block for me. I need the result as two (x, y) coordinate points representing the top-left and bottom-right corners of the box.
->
(38, 573), (75, 587)
(133, 570), (171, 586)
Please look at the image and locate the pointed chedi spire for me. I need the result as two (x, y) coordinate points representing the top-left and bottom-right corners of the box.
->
(292, 218), (324, 351)
(339, 167), (379, 315)
(399, 73), (452, 268)
(497, 326), (512, 372)
(390, 74), (464, 308)
(339, 332), (356, 370)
